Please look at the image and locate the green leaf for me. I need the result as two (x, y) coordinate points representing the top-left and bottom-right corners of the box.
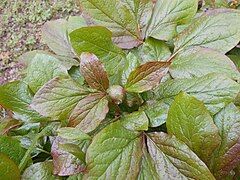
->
(228, 47), (240, 69)
(204, 0), (215, 7)
(174, 9), (240, 53)
(22, 161), (56, 180)
(147, 132), (215, 179)
(0, 153), (20, 180)
(24, 53), (69, 93)
(125, 61), (171, 93)
(52, 55), (80, 71)
(121, 0), (153, 33)
(42, 17), (87, 58)
(121, 52), (140, 85)
(42, 19), (75, 58)
(212, 103), (240, 178)
(12, 122), (40, 136)
(215, 0), (229, 7)
(154, 73), (240, 114)
(138, 38), (171, 63)
(67, 174), (83, 180)
(78, 0), (144, 49)
(205, 0), (229, 7)
(17, 50), (48, 67)
(84, 121), (143, 179)
(170, 47), (240, 81)
(18, 124), (58, 172)
(234, 165), (240, 179)
(121, 110), (149, 131)
(166, 92), (221, 164)
(59, 143), (86, 163)
(138, 148), (159, 180)
(68, 66), (85, 85)
(80, 53), (109, 91)
(235, 92), (240, 106)
(0, 81), (46, 122)
(229, 47), (240, 56)
(68, 92), (109, 133)
(175, 11), (203, 34)
(228, 55), (240, 69)
(146, 0), (198, 40)
(67, 16), (88, 33)
(57, 127), (91, 141)
(18, 51), (79, 71)
(0, 136), (26, 165)
(0, 118), (21, 135)
(142, 98), (173, 127)
(31, 77), (91, 120)
(123, 92), (144, 110)
(69, 26), (126, 83)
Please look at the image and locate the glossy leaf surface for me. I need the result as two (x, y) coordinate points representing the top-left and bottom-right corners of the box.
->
(80, 53), (109, 91)
(155, 73), (240, 114)
(84, 121), (142, 179)
(0, 81), (46, 122)
(146, 0), (198, 40)
(167, 92), (221, 163)
(31, 77), (91, 120)
(0, 153), (20, 180)
(69, 92), (109, 133)
(24, 53), (69, 93)
(212, 103), (240, 178)
(170, 46), (240, 80)
(22, 161), (56, 180)
(70, 26), (126, 82)
(0, 136), (26, 165)
(125, 61), (171, 93)
(78, 0), (145, 49)
(147, 132), (215, 179)
(174, 9), (240, 53)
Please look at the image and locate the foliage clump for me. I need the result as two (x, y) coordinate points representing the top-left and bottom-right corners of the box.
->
(0, 0), (240, 179)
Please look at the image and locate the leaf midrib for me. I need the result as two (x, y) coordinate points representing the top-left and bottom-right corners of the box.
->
(86, 0), (140, 39)
(89, 134), (140, 179)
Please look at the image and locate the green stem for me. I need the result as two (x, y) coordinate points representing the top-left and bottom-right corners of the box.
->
(19, 126), (52, 172)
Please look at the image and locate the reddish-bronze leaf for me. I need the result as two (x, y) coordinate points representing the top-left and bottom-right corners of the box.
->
(146, 132), (215, 179)
(51, 137), (85, 176)
(125, 61), (171, 93)
(80, 53), (109, 91)
(68, 92), (109, 133)
(212, 103), (240, 178)
(217, 139), (240, 177)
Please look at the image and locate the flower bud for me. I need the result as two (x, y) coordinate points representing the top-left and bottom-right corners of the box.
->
(107, 85), (125, 104)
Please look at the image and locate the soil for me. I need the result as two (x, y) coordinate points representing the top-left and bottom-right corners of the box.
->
(0, 0), (81, 85)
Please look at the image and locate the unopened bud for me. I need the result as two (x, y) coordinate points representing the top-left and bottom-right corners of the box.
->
(107, 85), (125, 104)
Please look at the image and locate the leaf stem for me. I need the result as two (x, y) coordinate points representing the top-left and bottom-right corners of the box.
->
(167, 49), (181, 63)
(19, 125), (52, 172)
